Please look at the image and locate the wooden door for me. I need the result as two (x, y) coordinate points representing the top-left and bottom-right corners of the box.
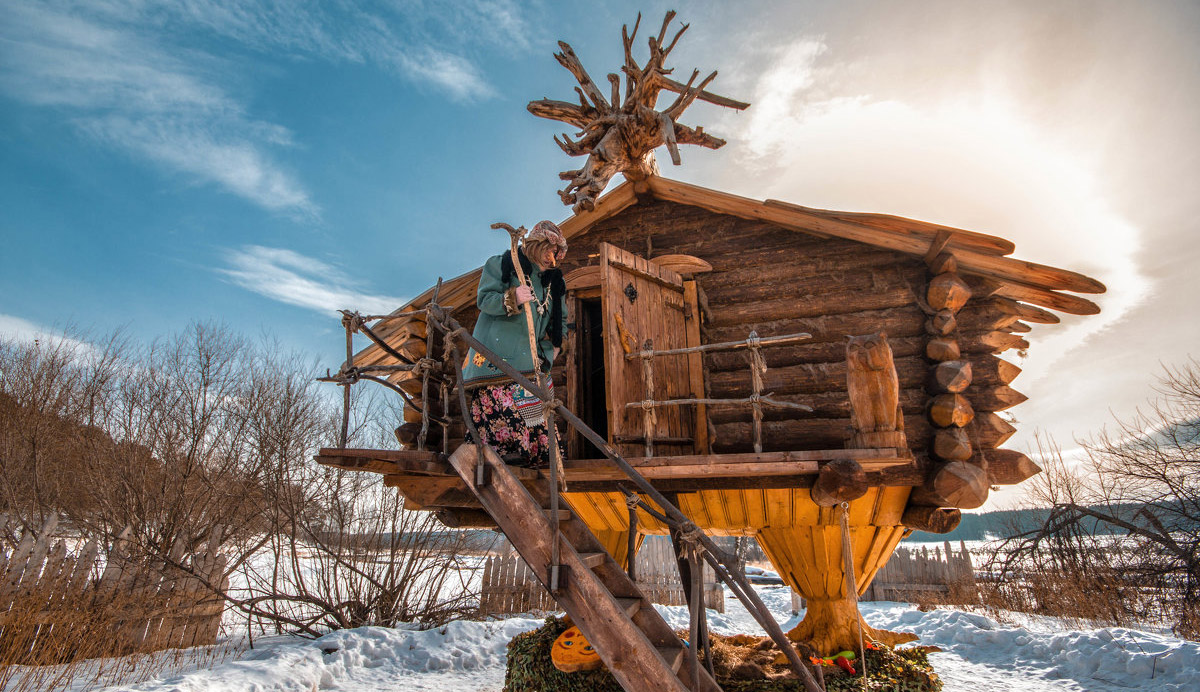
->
(599, 242), (694, 458)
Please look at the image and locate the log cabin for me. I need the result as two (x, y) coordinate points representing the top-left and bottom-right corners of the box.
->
(314, 13), (1105, 692)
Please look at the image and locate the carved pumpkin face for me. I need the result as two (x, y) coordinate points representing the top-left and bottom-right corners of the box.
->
(551, 625), (602, 672)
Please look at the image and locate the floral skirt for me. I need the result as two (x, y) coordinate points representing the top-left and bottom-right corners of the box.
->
(466, 381), (560, 469)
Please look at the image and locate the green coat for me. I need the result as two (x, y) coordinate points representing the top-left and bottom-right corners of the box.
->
(461, 252), (569, 388)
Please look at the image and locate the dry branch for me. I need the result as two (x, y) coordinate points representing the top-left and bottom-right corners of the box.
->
(528, 12), (749, 212)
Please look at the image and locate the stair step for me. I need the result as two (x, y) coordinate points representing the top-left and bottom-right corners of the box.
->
(544, 509), (571, 521)
(578, 552), (606, 569)
(614, 597), (643, 618)
(657, 645), (685, 673)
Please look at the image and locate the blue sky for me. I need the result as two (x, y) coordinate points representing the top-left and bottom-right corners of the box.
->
(3, 1), (1199, 506)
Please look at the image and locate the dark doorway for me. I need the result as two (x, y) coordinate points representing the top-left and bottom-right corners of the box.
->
(577, 297), (608, 458)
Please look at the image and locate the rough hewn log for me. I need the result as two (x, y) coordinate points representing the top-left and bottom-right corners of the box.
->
(848, 430), (907, 449)
(965, 276), (1100, 316)
(957, 300), (1022, 332)
(706, 334), (926, 372)
(701, 245), (918, 294)
(927, 252), (957, 275)
(971, 356), (1022, 386)
(900, 505), (962, 534)
(706, 388), (927, 424)
(928, 360), (973, 393)
(972, 412), (1017, 447)
(911, 461), (989, 509)
(709, 353), (1013, 397)
(986, 449), (1043, 485)
(709, 358), (926, 398)
(925, 337), (960, 362)
(711, 411), (1012, 457)
(932, 427), (972, 461)
(960, 331), (1029, 354)
(966, 385), (1028, 412)
(926, 310), (957, 336)
(434, 509), (499, 529)
(1004, 300), (1060, 325)
(927, 273), (972, 312)
(810, 459), (868, 507)
(929, 393), (975, 428)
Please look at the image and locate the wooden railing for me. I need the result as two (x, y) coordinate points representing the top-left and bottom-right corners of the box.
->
(623, 331), (813, 455)
(327, 299), (828, 691)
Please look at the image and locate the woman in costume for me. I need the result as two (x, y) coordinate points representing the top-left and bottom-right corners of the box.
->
(461, 221), (569, 469)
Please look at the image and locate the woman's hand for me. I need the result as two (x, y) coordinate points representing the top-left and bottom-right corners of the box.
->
(514, 285), (534, 305)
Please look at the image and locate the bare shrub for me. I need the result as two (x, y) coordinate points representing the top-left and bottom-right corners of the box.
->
(1, 323), (481, 659)
(230, 389), (479, 636)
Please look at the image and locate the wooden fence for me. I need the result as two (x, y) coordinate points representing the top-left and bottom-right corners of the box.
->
(790, 540), (977, 612)
(479, 536), (723, 617)
(0, 516), (228, 662)
(865, 541), (975, 602)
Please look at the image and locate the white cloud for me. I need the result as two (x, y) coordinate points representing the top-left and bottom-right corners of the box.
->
(0, 314), (97, 355)
(219, 245), (407, 316)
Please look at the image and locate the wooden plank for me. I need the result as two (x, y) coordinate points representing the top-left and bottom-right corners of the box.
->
(601, 242), (692, 459)
(561, 449), (905, 482)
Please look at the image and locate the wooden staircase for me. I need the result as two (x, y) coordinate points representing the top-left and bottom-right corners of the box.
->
(448, 443), (721, 692)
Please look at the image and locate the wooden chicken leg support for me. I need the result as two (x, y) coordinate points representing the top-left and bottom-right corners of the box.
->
(769, 333), (918, 655)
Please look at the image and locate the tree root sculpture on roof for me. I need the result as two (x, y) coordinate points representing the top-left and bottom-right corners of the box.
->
(527, 11), (750, 213)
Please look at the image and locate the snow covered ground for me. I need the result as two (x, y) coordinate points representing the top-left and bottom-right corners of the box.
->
(56, 584), (1196, 692)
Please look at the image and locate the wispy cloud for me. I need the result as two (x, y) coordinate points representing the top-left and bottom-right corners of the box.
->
(0, 1), (534, 213)
(0, 2), (317, 215)
(218, 245), (406, 315)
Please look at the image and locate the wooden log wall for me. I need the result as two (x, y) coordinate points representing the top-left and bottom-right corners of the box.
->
(399, 198), (1042, 505)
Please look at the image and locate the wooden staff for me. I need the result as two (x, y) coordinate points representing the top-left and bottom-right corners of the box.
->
(491, 222), (542, 388)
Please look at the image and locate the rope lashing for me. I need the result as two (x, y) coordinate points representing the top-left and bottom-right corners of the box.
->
(340, 310), (365, 333)
(412, 357), (439, 378)
(839, 501), (869, 682)
(678, 521), (705, 547)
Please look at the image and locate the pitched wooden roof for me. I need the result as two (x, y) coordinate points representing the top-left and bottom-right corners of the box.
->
(352, 175), (1104, 374)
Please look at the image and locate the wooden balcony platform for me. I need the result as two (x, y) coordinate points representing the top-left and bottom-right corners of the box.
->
(315, 446), (918, 513)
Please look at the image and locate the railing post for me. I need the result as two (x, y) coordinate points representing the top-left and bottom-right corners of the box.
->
(747, 331), (766, 454)
(640, 341), (656, 458)
(417, 279), (443, 451)
(339, 313), (354, 449)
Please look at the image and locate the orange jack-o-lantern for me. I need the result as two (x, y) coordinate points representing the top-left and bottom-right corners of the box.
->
(551, 625), (603, 672)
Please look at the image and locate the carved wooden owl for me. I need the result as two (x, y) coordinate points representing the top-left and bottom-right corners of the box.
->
(846, 332), (903, 433)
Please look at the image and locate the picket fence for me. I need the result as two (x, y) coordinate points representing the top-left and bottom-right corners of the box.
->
(479, 536), (723, 617)
(0, 516), (228, 662)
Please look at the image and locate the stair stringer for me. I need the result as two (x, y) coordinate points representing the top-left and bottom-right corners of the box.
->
(447, 444), (720, 692)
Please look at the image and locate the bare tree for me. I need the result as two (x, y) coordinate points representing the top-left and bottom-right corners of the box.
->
(985, 360), (1200, 637)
